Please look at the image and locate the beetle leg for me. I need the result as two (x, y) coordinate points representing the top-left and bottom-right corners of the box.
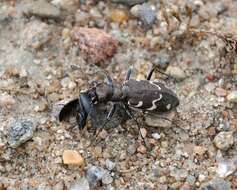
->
(146, 67), (156, 80)
(92, 103), (117, 145)
(125, 67), (132, 81)
(147, 66), (173, 80)
(122, 104), (150, 148)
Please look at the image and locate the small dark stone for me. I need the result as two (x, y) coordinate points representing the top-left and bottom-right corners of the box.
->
(199, 177), (231, 190)
(110, 0), (147, 6)
(8, 119), (37, 148)
(153, 51), (171, 69)
(86, 166), (105, 187)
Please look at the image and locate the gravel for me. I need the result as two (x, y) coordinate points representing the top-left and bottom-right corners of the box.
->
(0, 0), (237, 189)
(23, 0), (61, 19)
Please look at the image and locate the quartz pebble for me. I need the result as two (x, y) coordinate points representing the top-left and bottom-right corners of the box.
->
(213, 132), (234, 150)
(166, 66), (186, 80)
(227, 91), (237, 103)
(130, 3), (156, 28)
(62, 150), (84, 166)
(105, 159), (116, 171)
(70, 178), (90, 190)
(216, 156), (237, 178)
(102, 171), (113, 185)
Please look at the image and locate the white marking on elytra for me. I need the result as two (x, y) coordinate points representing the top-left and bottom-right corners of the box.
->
(166, 104), (171, 110)
(134, 101), (143, 108)
(147, 94), (163, 110)
(149, 81), (161, 90)
(128, 100), (143, 108)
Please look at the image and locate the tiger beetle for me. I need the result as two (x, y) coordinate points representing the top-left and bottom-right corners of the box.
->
(58, 66), (179, 130)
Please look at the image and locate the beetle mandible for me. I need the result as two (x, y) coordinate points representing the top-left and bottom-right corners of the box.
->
(59, 66), (179, 129)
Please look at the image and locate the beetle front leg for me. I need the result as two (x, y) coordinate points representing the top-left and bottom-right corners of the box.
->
(146, 66), (156, 80)
(147, 66), (173, 80)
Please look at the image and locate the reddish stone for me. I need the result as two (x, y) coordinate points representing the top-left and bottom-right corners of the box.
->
(72, 27), (118, 65)
(206, 74), (216, 81)
(179, 183), (192, 190)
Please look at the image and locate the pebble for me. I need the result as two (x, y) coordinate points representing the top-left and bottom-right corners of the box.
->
(193, 146), (207, 156)
(93, 146), (102, 158)
(110, 0), (147, 6)
(199, 177), (231, 190)
(127, 144), (137, 155)
(227, 90), (237, 103)
(23, 0), (61, 19)
(62, 150), (84, 166)
(166, 66), (186, 80)
(216, 156), (237, 178)
(86, 166), (105, 187)
(151, 133), (161, 140)
(170, 167), (188, 181)
(61, 77), (77, 89)
(0, 93), (15, 108)
(102, 171), (113, 185)
(108, 9), (129, 24)
(8, 119), (37, 148)
(179, 183), (192, 190)
(153, 50), (171, 69)
(70, 178), (90, 190)
(72, 27), (118, 64)
(98, 129), (108, 139)
(130, 3), (156, 28)
(140, 128), (147, 138)
(186, 175), (196, 186)
(22, 20), (52, 49)
(215, 87), (227, 97)
(145, 112), (175, 128)
(53, 180), (65, 190)
(51, 0), (80, 11)
(34, 101), (48, 112)
(213, 132), (234, 150)
(189, 14), (200, 28)
(204, 83), (216, 92)
(198, 174), (206, 182)
(105, 159), (116, 171)
(137, 145), (147, 154)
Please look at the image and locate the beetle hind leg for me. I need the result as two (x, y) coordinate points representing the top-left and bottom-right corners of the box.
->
(122, 104), (151, 149)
